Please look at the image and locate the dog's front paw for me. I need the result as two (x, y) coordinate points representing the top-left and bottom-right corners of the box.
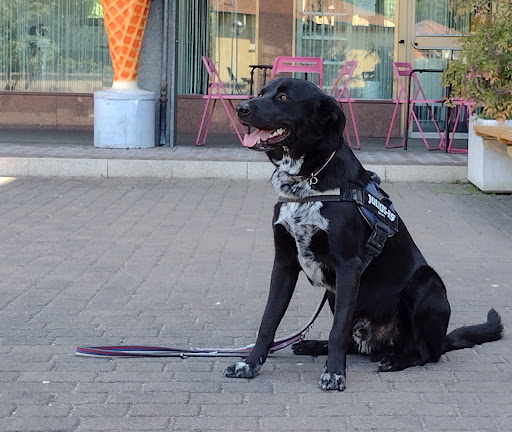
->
(318, 372), (346, 391)
(224, 361), (258, 379)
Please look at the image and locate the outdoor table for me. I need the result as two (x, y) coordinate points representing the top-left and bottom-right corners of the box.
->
(404, 68), (446, 151)
(249, 64), (273, 95)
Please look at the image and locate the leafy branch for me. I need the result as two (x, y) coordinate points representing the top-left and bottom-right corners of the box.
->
(442, 0), (512, 120)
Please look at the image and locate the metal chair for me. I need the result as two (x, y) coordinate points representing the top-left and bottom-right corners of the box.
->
(226, 67), (249, 95)
(195, 56), (251, 146)
(442, 98), (473, 154)
(270, 56), (323, 88)
(384, 62), (445, 150)
(329, 61), (360, 149)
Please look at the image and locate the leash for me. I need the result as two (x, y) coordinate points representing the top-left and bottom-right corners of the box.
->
(75, 292), (328, 358)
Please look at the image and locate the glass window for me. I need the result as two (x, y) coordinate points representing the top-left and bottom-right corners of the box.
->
(177, 0), (209, 94)
(0, 0), (112, 93)
(412, 0), (470, 134)
(177, 0), (256, 95)
(295, 0), (396, 99)
(414, 0), (469, 99)
(209, 0), (257, 95)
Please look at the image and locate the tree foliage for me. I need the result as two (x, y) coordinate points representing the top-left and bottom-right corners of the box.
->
(442, 0), (512, 120)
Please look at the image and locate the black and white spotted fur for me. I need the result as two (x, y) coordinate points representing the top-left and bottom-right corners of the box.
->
(272, 155), (332, 292)
(224, 78), (503, 391)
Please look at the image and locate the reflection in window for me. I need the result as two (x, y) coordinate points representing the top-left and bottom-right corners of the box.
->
(177, 0), (209, 94)
(0, 0), (112, 93)
(209, 0), (256, 95)
(177, 0), (256, 95)
(295, 0), (396, 99)
(412, 0), (470, 133)
(413, 0), (469, 94)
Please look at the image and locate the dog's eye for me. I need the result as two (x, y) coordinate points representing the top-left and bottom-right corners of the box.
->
(278, 94), (288, 101)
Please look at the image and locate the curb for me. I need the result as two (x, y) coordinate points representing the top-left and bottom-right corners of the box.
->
(0, 156), (467, 182)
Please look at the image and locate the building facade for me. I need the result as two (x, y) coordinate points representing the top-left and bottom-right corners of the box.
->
(0, 0), (467, 142)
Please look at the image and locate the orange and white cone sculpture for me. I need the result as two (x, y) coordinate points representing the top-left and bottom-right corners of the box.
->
(100, 0), (151, 90)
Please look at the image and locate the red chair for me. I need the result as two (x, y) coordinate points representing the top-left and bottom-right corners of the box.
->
(270, 56), (323, 88)
(329, 61), (360, 149)
(385, 62), (445, 150)
(195, 56), (251, 146)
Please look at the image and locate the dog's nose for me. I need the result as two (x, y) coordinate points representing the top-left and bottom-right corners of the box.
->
(236, 102), (251, 116)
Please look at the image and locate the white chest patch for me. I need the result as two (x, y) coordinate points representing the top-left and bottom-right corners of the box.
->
(270, 153), (335, 291)
(276, 202), (332, 291)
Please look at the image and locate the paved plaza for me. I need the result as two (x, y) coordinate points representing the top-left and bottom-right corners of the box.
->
(0, 176), (510, 431)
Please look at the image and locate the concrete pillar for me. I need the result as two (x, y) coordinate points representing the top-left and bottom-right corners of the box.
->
(94, 0), (161, 149)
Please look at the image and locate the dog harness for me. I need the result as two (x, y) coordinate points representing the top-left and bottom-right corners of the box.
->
(278, 180), (399, 265)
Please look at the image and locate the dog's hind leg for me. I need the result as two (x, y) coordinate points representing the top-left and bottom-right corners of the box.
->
(292, 291), (332, 357)
(293, 340), (328, 356)
(293, 338), (360, 357)
(378, 266), (451, 372)
(293, 291), (359, 357)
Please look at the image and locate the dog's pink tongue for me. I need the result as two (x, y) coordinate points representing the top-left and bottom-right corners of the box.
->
(242, 128), (273, 148)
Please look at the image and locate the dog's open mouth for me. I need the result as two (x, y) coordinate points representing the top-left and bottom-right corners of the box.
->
(242, 127), (290, 150)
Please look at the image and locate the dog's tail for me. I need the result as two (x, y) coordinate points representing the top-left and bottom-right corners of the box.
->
(442, 309), (503, 354)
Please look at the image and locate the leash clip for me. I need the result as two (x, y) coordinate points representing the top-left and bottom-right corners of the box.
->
(307, 150), (336, 188)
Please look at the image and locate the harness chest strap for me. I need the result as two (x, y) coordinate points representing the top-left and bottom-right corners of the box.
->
(277, 183), (399, 266)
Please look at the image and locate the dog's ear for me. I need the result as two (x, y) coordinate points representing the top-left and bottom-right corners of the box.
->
(316, 95), (346, 138)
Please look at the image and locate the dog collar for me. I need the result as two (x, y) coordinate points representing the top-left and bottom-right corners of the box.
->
(289, 150), (337, 186)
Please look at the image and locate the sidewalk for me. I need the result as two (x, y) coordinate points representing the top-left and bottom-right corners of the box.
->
(0, 129), (468, 182)
(0, 176), (509, 431)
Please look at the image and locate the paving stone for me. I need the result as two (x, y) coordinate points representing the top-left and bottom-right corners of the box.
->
(78, 416), (170, 430)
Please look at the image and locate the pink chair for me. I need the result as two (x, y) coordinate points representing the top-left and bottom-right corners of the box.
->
(195, 56), (252, 146)
(270, 56), (323, 88)
(442, 98), (473, 154)
(385, 62), (445, 150)
(329, 61), (360, 149)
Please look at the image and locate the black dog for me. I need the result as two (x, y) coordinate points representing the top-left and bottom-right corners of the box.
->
(224, 78), (503, 391)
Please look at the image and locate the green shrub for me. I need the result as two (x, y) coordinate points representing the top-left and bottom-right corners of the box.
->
(442, 0), (512, 121)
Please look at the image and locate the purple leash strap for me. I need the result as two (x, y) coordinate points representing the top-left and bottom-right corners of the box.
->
(75, 293), (328, 358)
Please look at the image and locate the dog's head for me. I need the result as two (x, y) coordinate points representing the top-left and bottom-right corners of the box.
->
(237, 78), (346, 160)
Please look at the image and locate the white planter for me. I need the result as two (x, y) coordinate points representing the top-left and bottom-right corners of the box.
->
(468, 117), (512, 193)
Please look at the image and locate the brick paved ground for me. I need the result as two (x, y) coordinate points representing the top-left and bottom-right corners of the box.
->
(0, 177), (510, 431)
